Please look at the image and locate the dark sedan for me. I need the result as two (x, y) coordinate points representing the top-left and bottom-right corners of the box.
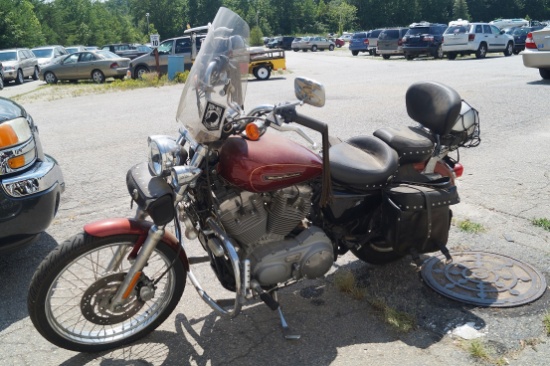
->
(509, 26), (545, 54)
(101, 44), (152, 60)
(0, 97), (64, 252)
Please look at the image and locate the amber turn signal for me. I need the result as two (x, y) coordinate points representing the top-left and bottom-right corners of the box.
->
(0, 124), (18, 148)
(245, 123), (261, 141)
(8, 156), (26, 169)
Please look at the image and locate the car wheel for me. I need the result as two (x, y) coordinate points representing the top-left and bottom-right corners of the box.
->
(44, 72), (58, 84)
(503, 42), (513, 57)
(405, 53), (414, 60)
(351, 50), (359, 56)
(382, 54), (390, 60)
(475, 43), (487, 59)
(539, 68), (550, 80)
(447, 52), (457, 60)
(329, 44), (334, 51)
(293, 48), (299, 52)
(302, 49), (308, 52)
(254, 66), (271, 80)
(135, 66), (149, 79)
(91, 70), (105, 83)
(32, 67), (40, 80)
(0, 77), (3, 90)
(336, 44), (342, 48)
(311, 45), (318, 52)
(513, 49), (520, 55)
(434, 45), (444, 59)
(15, 69), (24, 85)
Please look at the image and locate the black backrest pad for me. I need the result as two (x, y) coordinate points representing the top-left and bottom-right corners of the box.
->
(406, 82), (462, 136)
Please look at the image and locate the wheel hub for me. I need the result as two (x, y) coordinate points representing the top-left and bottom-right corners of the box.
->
(80, 273), (145, 325)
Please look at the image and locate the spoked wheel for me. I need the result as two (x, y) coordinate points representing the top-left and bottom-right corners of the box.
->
(92, 70), (105, 83)
(28, 233), (186, 352)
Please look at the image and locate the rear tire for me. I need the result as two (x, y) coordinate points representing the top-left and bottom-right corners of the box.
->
(0, 76), (3, 90)
(329, 44), (334, 51)
(447, 52), (457, 60)
(539, 68), (550, 80)
(351, 50), (359, 56)
(32, 67), (39, 80)
(382, 54), (390, 60)
(28, 232), (186, 352)
(254, 65), (271, 80)
(434, 45), (444, 59)
(311, 45), (318, 52)
(351, 241), (404, 265)
(92, 70), (105, 83)
(475, 43), (487, 59)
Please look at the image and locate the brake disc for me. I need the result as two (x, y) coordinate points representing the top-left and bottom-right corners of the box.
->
(80, 273), (145, 325)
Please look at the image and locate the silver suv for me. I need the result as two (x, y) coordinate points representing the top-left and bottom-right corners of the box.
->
(31, 45), (69, 69)
(442, 20), (515, 59)
(0, 48), (39, 84)
(128, 35), (204, 79)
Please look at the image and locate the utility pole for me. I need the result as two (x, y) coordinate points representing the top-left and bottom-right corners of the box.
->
(146, 13), (150, 34)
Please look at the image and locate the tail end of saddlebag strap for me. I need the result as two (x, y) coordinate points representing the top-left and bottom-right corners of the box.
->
(382, 183), (459, 256)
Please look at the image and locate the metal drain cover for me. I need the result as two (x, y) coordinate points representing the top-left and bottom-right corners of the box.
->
(421, 251), (547, 307)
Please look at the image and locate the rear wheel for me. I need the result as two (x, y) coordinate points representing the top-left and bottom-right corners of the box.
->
(434, 45), (444, 59)
(539, 68), (550, 80)
(447, 52), (457, 60)
(27, 233), (186, 352)
(293, 48), (299, 52)
(475, 43), (487, 59)
(32, 67), (39, 80)
(351, 241), (404, 265)
(0, 76), (3, 90)
(351, 50), (359, 56)
(329, 44), (334, 51)
(382, 54), (390, 60)
(92, 70), (105, 83)
(405, 53), (414, 60)
(44, 72), (58, 84)
(135, 66), (149, 79)
(15, 69), (24, 85)
(311, 45), (318, 52)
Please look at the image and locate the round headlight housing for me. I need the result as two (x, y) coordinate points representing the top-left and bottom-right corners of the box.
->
(148, 135), (180, 177)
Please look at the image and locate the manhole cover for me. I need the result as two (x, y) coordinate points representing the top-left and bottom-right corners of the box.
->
(421, 251), (547, 307)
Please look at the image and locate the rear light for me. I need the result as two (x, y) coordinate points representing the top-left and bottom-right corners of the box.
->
(468, 34), (475, 42)
(110, 62), (119, 69)
(453, 163), (464, 178)
(364, 39), (369, 45)
(402, 36), (408, 43)
(398, 38), (403, 46)
(525, 33), (537, 49)
(423, 35), (434, 42)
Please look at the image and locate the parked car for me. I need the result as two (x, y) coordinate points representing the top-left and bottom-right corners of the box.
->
(509, 26), (545, 54)
(40, 50), (130, 84)
(85, 46), (99, 51)
(291, 37), (305, 51)
(377, 28), (408, 59)
(65, 45), (87, 54)
(266, 36), (294, 50)
(339, 34), (352, 42)
(0, 97), (64, 252)
(522, 27), (550, 79)
(333, 38), (345, 48)
(291, 36), (335, 52)
(0, 48), (39, 85)
(31, 45), (69, 70)
(129, 35), (205, 79)
(101, 43), (152, 60)
(402, 22), (447, 60)
(442, 20), (515, 59)
(0, 63), (4, 90)
(366, 29), (383, 55)
(349, 32), (370, 56)
(489, 18), (530, 30)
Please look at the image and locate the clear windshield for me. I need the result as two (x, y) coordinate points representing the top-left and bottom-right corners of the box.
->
(176, 7), (250, 144)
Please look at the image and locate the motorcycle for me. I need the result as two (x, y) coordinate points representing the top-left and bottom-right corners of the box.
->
(27, 7), (480, 352)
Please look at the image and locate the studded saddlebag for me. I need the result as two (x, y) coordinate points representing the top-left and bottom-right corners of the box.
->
(382, 182), (459, 256)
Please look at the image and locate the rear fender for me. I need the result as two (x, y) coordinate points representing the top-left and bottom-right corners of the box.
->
(84, 218), (189, 271)
(414, 160), (456, 186)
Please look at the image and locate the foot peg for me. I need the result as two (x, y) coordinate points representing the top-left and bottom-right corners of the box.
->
(254, 283), (301, 340)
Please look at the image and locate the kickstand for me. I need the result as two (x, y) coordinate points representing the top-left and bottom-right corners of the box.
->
(273, 291), (301, 340)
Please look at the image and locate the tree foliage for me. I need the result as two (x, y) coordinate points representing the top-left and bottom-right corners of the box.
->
(1, 0), (550, 50)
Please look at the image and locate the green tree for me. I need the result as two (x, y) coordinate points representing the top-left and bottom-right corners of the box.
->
(328, 0), (357, 35)
(452, 0), (471, 20)
(249, 25), (263, 46)
(0, 0), (45, 48)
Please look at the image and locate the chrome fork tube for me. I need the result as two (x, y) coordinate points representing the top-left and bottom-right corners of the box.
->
(110, 224), (165, 309)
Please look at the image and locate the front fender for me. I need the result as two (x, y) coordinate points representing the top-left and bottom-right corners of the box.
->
(84, 218), (189, 271)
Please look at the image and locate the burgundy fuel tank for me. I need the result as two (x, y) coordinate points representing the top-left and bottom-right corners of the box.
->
(217, 132), (323, 192)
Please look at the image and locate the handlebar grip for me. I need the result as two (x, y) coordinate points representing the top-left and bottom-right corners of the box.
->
(277, 104), (327, 134)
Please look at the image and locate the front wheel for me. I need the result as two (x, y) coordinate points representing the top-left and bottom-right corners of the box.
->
(434, 45), (444, 59)
(329, 44), (334, 51)
(92, 69), (105, 83)
(503, 42), (513, 57)
(311, 45), (318, 52)
(351, 241), (404, 265)
(475, 43), (487, 59)
(27, 233), (186, 352)
(15, 69), (24, 85)
(32, 67), (40, 80)
(44, 71), (58, 84)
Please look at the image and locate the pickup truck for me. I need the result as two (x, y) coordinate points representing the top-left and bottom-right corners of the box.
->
(248, 48), (286, 80)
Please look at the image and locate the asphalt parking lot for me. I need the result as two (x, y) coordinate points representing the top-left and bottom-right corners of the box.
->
(1, 49), (550, 365)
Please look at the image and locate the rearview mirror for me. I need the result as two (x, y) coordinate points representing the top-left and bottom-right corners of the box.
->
(294, 77), (325, 107)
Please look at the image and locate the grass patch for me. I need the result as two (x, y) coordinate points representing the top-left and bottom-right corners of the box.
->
(12, 71), (189, 103)
(543, 312), (550, 335)
(532, 218), (550, 232)
(468, 339), (491, 361)
(456, 219), (485, 234)
(333, 269), (415, 333)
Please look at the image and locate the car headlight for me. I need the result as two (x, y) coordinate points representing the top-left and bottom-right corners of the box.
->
(148, 135), (180, 177)
(4, 65), (15, 71)
(0, 117), (37, 175)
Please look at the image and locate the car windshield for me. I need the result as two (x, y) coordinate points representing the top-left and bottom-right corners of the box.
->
(0, 52), (17, 62)
(379, 30), (399, 39)
(512, 28), (530, 36)
(352, 33), (366, 39)
(97, 51), (119, 59)
(445, 26), (468, 34)
(176, 7), (249, 144)
(32, 49), (54, 58)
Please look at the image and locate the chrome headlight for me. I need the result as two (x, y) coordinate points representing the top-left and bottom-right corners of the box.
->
(170, 166), (202, 188)
(148, 135), (180, 177)
(0, 117), (37, 175)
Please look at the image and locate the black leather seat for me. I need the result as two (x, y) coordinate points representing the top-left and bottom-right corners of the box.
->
(374, 126), (434, 164)
(329, 136), (398, 189)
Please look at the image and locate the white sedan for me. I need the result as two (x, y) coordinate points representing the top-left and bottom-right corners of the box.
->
(522, 27), (550, 79)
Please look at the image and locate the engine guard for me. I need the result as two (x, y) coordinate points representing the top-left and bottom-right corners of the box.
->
(84, 218), (190, 271)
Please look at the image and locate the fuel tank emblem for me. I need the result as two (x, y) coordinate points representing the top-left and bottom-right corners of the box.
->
(263, 172), (302, 181)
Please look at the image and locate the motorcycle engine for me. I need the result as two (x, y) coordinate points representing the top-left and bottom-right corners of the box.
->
(217, 185), (334, 286)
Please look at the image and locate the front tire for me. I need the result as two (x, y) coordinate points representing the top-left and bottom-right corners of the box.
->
(540, 68), (550, 80)
(15, 69), (24, 85)
(311, 45), (318, 52)
(503, 42), (513, 57)
(27, 233), (186, 352)
(329, 44), (334, 51)
(475, 43), (487, 59)
(44, 72), (58, 84)
(0, 76), (3, 90)
(32, 67), (40, 80)
(434, 45), (444, 59)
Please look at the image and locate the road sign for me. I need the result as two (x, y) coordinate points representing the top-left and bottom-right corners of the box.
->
(150, 34), (160, 48)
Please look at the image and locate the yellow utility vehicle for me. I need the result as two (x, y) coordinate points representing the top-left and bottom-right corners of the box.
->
(248, 48), (286, 80)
